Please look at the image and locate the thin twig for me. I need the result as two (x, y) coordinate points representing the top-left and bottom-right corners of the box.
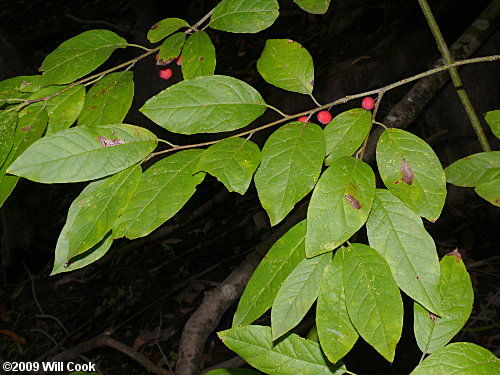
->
(149, 55), (500, 158)
(417, 0), (491, 152)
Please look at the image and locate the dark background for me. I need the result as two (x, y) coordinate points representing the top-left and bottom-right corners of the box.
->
(0, 0), (499, 374)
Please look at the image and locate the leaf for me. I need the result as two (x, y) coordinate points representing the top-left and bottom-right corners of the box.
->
(67, 166), (141, 257)
(306, 156), (375, 257)
(324, 108), (372, 163)
(444, 152), (500, 187)
(343, 243), (403, 362)
(233, 221), (307, 327)
(140, 75), (266, 134)
(0, 76), (34, 101)
(255, 122), (325, 226)
(182, 31), (216, 79)
(485, 110), (500, 139)
(366, 189), (441, 315)
(376, 128), (446, 221)
(475, 178), (500, 207)
(194, 137), (261, 194)
(147, 18), (189, 43)
(39, 30), (127, 87)
(28, 85), (86, 134)
(158, 32), (186, 64)
(414, 250), (474, 354)
(0, 112), (18, 167)
(112, 149), (205, 239)
(317, 247), (359, 363)
(51, 180), (113, 275)
(257, 39), (314, 95)
(292, 0), (331, 14)
(218, 326), (346, 375)
(209, 0), (279, 34)
(7, 124), (157, 183)
(410, 342), (500, 375)
(271, 252), (331, 339)
(78, 71), (134, 127)
(0, 103), (48, 206)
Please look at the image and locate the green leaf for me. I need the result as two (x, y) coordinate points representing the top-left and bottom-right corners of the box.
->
(67, 166), (141, 257)
(218, 326), (346, 375)
(376, 128), (446, 221)
(410, 342), (500, 375)
(257, 39), (314, 95)
(292, 0), (331, 14)
(147, 18), (189, 43)
(194, 137), (261, 194)
(112, 149), (205, 239)
(0, 76), (34, 101)
(181, 31), (216, 79)
(210, 0), (279, 34)
(271, 252), (331, 339)
(485, 110), (500, 139)
(39, 30), (127, 87)
(366, 189), (441, 315)
(28, 85), (86, 134)
(255, 122), (325, 226)
(414, 250), (474, 354)
(444, 152), (500, 187)
(233, 221), (306, 327)
(7, 124), (157, 183)
(78, 71), (134, 126)
(0, 103), (48, 206)
(306, 156), (375, 257)
(205, 369), (261, 375)
(158, 32), (186, 63)
(324, 109), (372, 163)
(317, 247), (359, 363)
(475, 178), (500, 207)
(52, 180), (113, 275)
(140, 75), (266, 134)
(343, 243), (403, 362)
(0, 112), (18, 167)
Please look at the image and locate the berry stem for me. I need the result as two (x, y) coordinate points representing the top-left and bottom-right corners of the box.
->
(417, 0), (491, 152)
(359, 91), (385, 161)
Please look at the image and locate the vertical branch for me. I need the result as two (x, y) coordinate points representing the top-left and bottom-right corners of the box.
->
(417, 0), (492, 152)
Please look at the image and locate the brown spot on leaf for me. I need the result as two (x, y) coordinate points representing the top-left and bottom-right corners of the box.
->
(78, 199), (86, 207)
(344, 194), (361, 209)
(465, 156), (471, 160)
(21, 126), (31, 132)
(97, 136), (123, 147)
(310, 79), (314, 87)
(446, 248), (462, 260)
(150, 22), (158, 30)
(199, 56), (204, 61)
(429, 312), (437, 322)
(416, 275), (420, 279)
(284, 64), (289, 69)
(400, 159), (414, 185)
(89, 105), (97, 110)
(287, 39), (294, 43)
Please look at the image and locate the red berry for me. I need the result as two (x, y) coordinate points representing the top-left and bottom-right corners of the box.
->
(298, 116), (308, 122)
(175, 55), (182, 66)
(362, 97), (375, 110)
(159, 68), (173, 80)
(317, 111), (332, 124)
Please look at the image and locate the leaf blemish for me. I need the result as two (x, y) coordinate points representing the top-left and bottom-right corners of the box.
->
(400, 159), (414, 185)
(429, 312), (438, 322)
(199, 56), (204, 61)
(310, 79), (314, 87)
(287, 39), (294, 43)
(446, 248), (462, 260)
(344, 194), (361, 209)
(97, 136), (123, 147)
(21, 126), (31, 132)
(150, 23), (158, 30)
